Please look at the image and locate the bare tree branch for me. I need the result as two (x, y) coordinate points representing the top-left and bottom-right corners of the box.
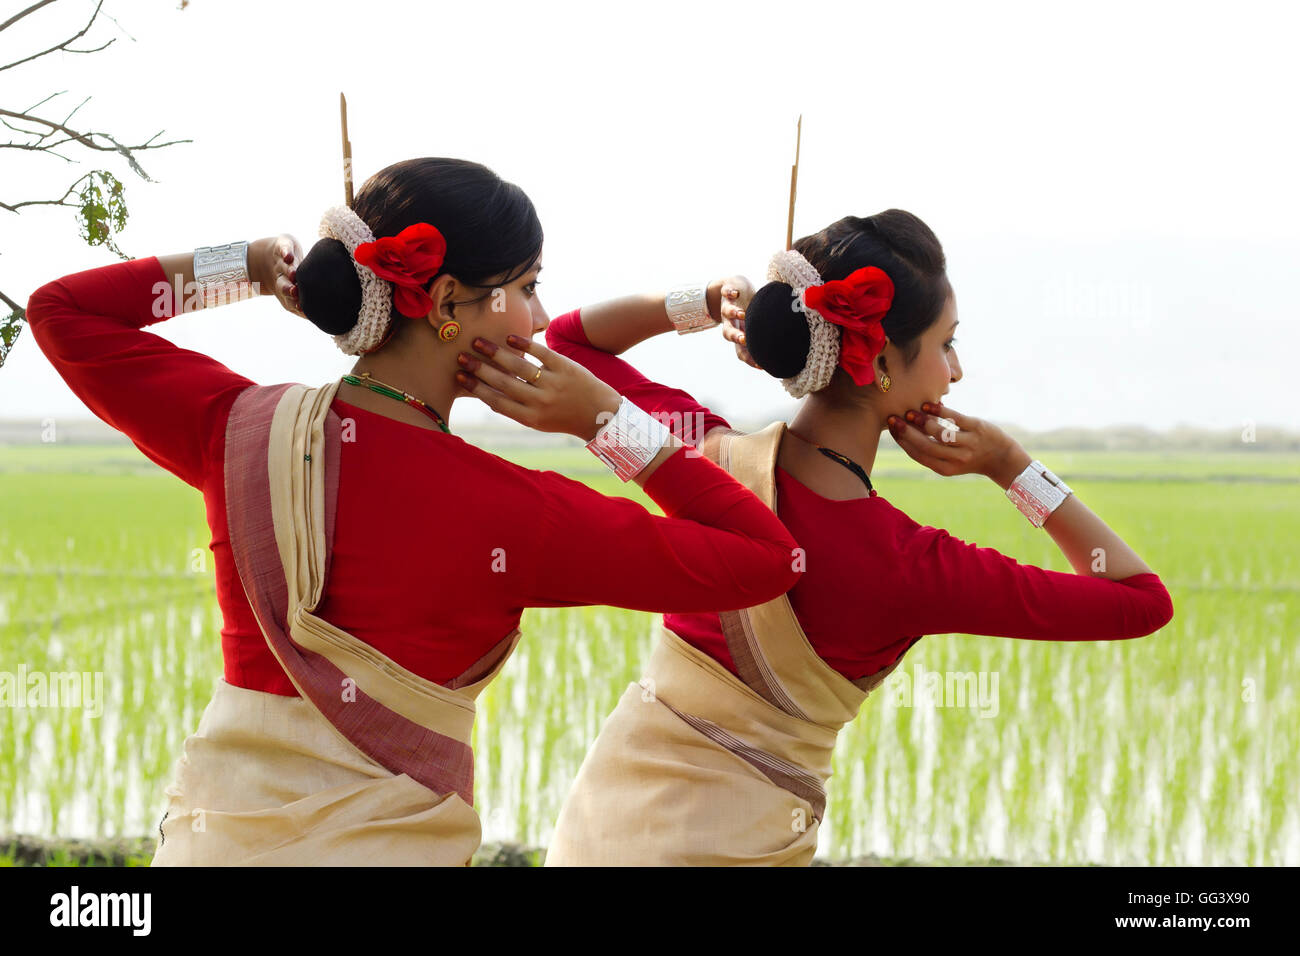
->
(59, 94), (91, 127)
(0, 0), (107, 73)
(101, 8), (135, 41)
(0, 0), (59, 34)
(23, 90), (68, 114)
(0, 289), (21, 312)
(1, 114), (39, 135)
(0, 1), (190, 276)
(54, 37), (113, 56)
(0, 140), (81, 159)
(0, 106), (190, 182)
(0, 107), (190, 150)
(0, 175), (83, 212)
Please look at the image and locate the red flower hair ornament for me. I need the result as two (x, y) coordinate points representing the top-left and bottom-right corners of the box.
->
(353, 222), (448, 318)
(802, 266), (895, 387)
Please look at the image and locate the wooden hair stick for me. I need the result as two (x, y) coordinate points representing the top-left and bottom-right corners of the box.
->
(340, 92), (354, 207)
(786, 114), (802, 250)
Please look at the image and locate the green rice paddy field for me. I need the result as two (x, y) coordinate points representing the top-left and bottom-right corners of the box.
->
(1, 440), (1297, 864)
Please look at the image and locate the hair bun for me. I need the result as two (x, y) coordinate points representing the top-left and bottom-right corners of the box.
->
(295, 237), (363, 336)
(744, 281), (810, 379)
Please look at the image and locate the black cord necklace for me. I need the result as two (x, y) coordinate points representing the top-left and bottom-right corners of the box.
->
(816, 446), (875, 496)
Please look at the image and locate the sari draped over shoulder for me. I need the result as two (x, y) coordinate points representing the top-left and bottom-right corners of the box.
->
(545, 422), (902, 866)
(152, 380), (519, 866)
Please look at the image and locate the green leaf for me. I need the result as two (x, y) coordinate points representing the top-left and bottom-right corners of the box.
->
(0, 308), (26, 370)
(76, 171), (130, 260)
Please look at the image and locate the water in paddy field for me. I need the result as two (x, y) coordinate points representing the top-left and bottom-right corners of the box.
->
(2, 452), (1298, 863)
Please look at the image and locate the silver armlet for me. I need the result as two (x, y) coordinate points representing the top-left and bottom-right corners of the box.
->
(194, 241), (253, 308)
(665, 282), (718, 335)
(586, 397), (672, 481)
(1006, 459), (1073, 528)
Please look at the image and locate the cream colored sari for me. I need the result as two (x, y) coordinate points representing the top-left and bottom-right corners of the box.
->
(546, 423), (905, 866)
(152, 380), (519, 866)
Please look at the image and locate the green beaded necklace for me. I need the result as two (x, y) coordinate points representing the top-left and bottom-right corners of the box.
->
(340, 372), (451, 434)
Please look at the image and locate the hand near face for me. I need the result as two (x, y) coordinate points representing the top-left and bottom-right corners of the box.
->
(254, 234), (306, 318)
(455, 333), (621, 441)
(887, 401), (1026, 483)
(715, 276), (760, 370)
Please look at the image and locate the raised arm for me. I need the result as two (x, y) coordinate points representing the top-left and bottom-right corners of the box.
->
(884, 402), (1172, 639)
(451, 321), (801, 612)
(514, 444), (803, 614)
(891, 401), (1157, 581)
(25, 238), (297, 489)
(545, 300), (741, 460)
(892, 514), (1173, 641)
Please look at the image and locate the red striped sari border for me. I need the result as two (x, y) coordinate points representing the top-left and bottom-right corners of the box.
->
(222, 383), (475, 805)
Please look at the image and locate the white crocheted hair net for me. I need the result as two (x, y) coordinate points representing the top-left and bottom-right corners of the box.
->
(319, 205), (397, 356)
(766, 249), (843, 398)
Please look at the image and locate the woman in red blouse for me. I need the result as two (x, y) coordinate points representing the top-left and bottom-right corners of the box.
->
(530, 210), (1175, 865)
(24, 157), (801, 865)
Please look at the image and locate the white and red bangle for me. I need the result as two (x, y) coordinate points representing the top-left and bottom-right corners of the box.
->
(586, 397), (671, 481)
(1006, 459), (1073, 527)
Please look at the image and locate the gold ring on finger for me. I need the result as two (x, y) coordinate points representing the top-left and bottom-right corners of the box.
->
(529, 365), (543, 384)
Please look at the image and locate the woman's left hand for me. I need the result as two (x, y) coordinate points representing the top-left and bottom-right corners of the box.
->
(887, 401), (1025, 482)
(456, 334), (623, 441)
(250, 235), (306, 318)
(712, 275), (759, 369)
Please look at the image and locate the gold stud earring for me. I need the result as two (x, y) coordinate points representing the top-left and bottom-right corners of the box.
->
(879, 373), (891, 393)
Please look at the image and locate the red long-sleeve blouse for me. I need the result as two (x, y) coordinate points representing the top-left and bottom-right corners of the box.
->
(24, 259), (802, 697)
(546, 309), (1175, 681)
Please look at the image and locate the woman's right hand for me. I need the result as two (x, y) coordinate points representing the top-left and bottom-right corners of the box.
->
(250, 235), (306, 318)
(715, 276), (761, 370)
(888, 401), (1031, 487)
(456, 333), (622, 441)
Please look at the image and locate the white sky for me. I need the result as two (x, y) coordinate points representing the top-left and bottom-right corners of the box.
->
(2, 0), (1297, 433)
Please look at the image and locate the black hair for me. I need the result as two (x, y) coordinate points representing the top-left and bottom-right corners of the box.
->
(745, 210), (951, 384)
(296, 158), (544, 337)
